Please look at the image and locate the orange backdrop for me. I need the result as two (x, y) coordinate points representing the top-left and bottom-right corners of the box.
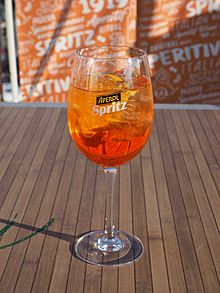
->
(16, 0), (136, 102)
(16, 0), (220, 104)
(137, 0), (220, 104)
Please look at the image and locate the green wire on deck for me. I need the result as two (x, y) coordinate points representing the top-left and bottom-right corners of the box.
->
(0, 214), (18, 236)
(0, 218), (54, 250)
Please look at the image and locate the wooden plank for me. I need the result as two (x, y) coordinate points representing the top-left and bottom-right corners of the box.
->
(150, 120), (187, 293)
(0, 107), (11, 132)
(182, 111), (220, 230)
(213, 110), (220, 130)
(141, 142), (170, 293)
(0, 109), (66, 293)
(172, 110), (220, 282)
(0, 108), (52, 252)
(0, 108), (34, 182)
(30, 135), (76, 293)
(118, 163), (135, 293)
(204, 111), (220, 197)
(83, 167), (105, 293)
(130, 155), (152, 293)
(165, 110), (220, 292)
(0, 108), (34, 158)
(189, 111), (217, 165)
(14, 119), (71, 293)
(0, 108), (55, 219)
(196, 111), (220, 194)
(156, 110), (204, 292)
(66, 160), (97, 293)
(101, 267), (118, 293)
(205, 110), (220, 149)
(0, 108), (54, 221)
(0, 108), (20, 147)
(48, 152), (87, 293)
(0, 109), (62, 283)
(0, 108), (43, 209)
(197, 111), (220, 166)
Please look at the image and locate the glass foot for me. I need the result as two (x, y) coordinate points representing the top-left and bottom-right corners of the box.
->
(74, 230), (143, 266)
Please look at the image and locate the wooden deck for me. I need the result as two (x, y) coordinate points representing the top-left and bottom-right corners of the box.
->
(0, 105), (219, 293)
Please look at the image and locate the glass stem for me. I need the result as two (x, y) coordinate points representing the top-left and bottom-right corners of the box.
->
(103, 167), (117, 239)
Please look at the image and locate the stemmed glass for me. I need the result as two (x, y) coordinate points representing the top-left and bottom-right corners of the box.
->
(67, 46), (154, 266)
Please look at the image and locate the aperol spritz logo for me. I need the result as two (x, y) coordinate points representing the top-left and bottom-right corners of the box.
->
(96, 93), (121, 105)
(92, 93), (127, 116)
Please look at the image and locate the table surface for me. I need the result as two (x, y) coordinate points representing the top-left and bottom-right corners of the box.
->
(0, 105), (219, 293)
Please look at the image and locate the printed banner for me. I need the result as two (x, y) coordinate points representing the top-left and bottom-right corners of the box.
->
(137, 0), (220, 104)
(16, 0), (136, 102)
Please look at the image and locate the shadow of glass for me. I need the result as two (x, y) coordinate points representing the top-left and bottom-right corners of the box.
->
(0, 218), (143, 266)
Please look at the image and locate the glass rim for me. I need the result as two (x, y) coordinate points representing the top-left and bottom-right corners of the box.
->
(75, 45), (147, 60)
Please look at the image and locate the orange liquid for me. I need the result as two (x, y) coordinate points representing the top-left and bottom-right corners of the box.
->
(68, 79), (154, 167)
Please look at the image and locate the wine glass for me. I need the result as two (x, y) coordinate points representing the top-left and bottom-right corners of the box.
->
(67, 46), (154, 266)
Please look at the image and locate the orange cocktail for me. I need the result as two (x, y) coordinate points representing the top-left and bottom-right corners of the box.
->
(68, 75), (153, 167)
